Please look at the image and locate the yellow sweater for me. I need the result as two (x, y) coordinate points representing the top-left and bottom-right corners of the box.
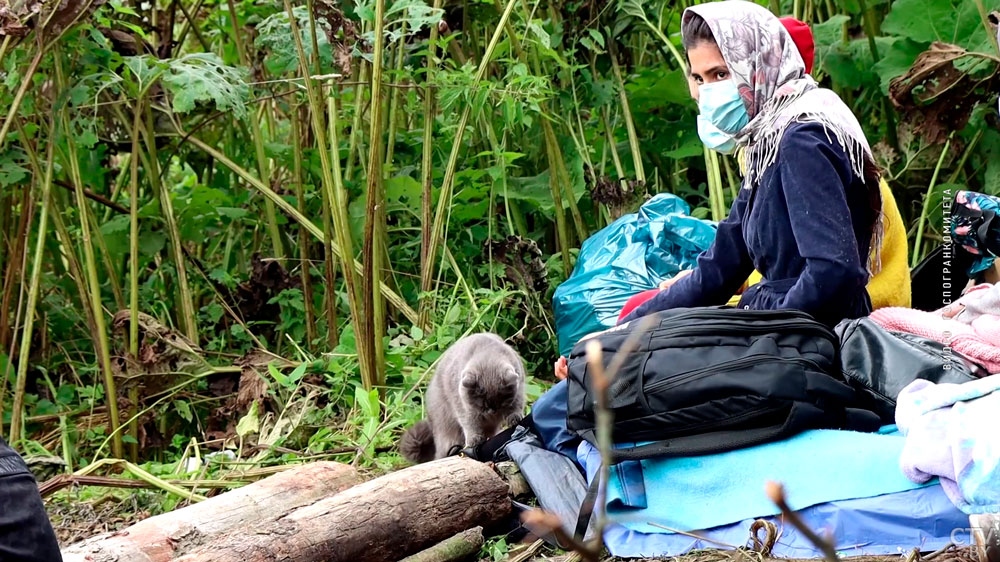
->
(725, 179), (911, 309)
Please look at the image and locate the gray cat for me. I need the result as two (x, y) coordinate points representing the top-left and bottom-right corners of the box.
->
(400, 333), (526, 463)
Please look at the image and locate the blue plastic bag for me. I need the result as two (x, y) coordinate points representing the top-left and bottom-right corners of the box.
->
(552, 194), (717, 356)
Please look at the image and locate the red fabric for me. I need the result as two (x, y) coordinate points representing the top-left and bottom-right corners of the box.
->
(779, 17), (815, 74)
(618, 289), (661, 323)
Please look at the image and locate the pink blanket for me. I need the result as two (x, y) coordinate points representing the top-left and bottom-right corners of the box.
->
(870, 284), (1000, 373)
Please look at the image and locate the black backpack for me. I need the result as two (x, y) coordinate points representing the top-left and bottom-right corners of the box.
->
(565, 307), (882, 462)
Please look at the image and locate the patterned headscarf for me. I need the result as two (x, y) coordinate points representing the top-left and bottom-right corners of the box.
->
(683, 0), (882, 274)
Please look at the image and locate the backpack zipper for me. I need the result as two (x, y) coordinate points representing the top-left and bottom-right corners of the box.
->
(648, 320), (837, 344)
(642, 355), (825, 395)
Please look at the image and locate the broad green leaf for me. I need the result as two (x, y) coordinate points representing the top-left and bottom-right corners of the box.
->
(122, 55), (166, 94)
(163, 53), (249, 119)
(385, 0), (445, 43)
(287, 363), (308, 385)
(175, 400), (193, 423)
(410, 325), (424, 341)
(267, 362), (289, 386)
(882, 0), (993, 53)
(872, 37), (929, 94)
(256, 7), (336, 75)
(0, 151), (29, 187)
(236, 400), (260, 438)
(982, 129), (1000, 196)
(528, 20), (551, 49)
(138, 231), (166, 256)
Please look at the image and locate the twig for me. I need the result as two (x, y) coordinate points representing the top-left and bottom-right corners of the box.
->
(922, 543), (956, 561)
(503, 538), (545, 562)
(38, 474), (246, 498)
(646, 522), (740, 549)
(765, 481), (839, 562)
(520, 510), (599, 562)
(53, 179), (129, 214)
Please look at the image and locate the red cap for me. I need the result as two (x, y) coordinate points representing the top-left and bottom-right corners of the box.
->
(779, 17), (815, 75)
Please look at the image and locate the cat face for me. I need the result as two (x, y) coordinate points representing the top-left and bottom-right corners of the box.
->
(460, 366), (521, 416)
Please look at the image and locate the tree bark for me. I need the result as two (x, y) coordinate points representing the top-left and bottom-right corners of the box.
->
(61, 462), (360, 562)
(171, 457), (510, 562)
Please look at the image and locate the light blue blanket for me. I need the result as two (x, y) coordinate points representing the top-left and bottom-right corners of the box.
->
(577, 426), (930, 534)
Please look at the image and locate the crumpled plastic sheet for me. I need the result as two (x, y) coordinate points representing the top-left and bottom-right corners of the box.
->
(552, 193), (717, 356)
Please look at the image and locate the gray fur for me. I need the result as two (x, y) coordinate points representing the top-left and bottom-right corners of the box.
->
(400, 333), (526, 462)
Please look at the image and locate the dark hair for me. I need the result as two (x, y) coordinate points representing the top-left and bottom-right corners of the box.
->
(682, 13), (716, 51)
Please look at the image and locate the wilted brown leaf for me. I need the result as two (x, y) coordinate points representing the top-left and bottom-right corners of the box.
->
(889, 41), (1000, 144)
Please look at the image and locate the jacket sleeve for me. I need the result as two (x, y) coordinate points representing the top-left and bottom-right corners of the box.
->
(774, 126), (869, 314)
(619, 187), (755, 324)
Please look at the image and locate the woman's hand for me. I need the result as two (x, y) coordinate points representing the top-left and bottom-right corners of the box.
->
(659, 269), (693, 290)
(554, 356), (568, 380)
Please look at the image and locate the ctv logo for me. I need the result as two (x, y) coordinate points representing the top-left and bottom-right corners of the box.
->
(950, 518), (1000, 560)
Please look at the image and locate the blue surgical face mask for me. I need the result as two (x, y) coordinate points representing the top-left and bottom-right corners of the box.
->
(698, 79), (749, 135)
(697, 115), (737, 154)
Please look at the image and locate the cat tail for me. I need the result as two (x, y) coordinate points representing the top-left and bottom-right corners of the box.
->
(400, 420), (435, 463)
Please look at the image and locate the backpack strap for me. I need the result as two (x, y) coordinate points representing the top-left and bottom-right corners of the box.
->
(574, 469), (602, 542)
(578, 417), (798, 463)
(457, 413), (535, 462)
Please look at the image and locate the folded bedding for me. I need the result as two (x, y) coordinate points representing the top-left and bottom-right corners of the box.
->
(576, 426), (927, 535)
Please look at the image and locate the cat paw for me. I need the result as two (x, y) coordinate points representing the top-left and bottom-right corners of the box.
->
(504, 413), (524, 428)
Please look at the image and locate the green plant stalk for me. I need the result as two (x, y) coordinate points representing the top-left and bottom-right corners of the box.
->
(100, 153), (132, 224)
(62, 121), (124, 458)
(722, 155), (739, 203)
(419, 0), (521, 327)
(77, 459), (207, 502)
(87, 202), (125, 310)
(418, 0), (445, 329)
(360, 0), (389, 390)
(608, 43), (646, 185)
(856, 0), (899, 152)
(542, 125), (573, 271)
(345, 60), (370, 183)
(226, 0), (285, 260)
(545, 121), (587, 242)
(911, 137), (953, 268)
(705, 147), (726, 221)
(128, 98), (144, 463)
(501, 0), (586, 244)
(181, 132), (419, 324)
(284, 0), (376, 389)
(947, 127), (985, 185)
(141, 105), (199, 343)
(973, 0), (1000, 54)
(0, 48), (43, 151)
(482, 117), (517, 237)
(47, 189), (97, 341)
(601, 110), (629, 189)
(0, 191), (6, 281)
(290, 108), (318, 348)
(8, 119), (56, 446)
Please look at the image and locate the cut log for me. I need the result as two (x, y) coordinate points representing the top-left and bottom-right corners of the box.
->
(398, 526), (484, 562)
(172, 456), (511, 562)
(61, 461), (360, 562)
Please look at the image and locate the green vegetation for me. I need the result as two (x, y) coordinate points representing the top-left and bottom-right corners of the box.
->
(0, 0), (996, 543)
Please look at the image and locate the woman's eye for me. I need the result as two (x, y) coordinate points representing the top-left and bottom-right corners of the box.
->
(716, 71), (729, 80)
(693, 75), (704, 84)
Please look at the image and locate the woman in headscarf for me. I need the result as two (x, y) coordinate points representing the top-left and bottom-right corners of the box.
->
(619, 0), (884, 328)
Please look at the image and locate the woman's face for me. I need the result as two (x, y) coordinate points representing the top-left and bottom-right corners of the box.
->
(687, 41), (731, 102)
